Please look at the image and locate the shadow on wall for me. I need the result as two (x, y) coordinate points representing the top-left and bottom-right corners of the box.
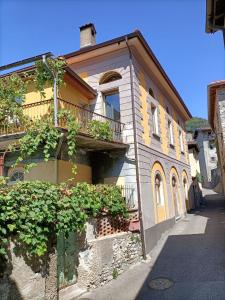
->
(0, 238), (55, 300)
(0, 253), (23, 300)
(135, 193), (225, 300)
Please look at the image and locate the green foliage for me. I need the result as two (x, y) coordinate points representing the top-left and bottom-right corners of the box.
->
(112, 268), (119, 279)
(0, 74), (28, 129)
(34, 57), (66, 98)
(12, 110), (80, 171)
(185, 117), (210, 133)
(0, 181), (127, 257)
(87, 120), (113, 141)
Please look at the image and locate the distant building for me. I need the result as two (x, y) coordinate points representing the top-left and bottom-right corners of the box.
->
(208, 80), (225, 193)
(187, 132), (202, 208)
(193, 128), (218, 188)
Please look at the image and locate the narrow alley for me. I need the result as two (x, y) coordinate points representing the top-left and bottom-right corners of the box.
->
(78, 189), (225, 300)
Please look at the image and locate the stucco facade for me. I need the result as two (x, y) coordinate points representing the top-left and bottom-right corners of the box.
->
(0, 26), (194, 298)
(65, 28), (192, 254)
(208, 81), (225, 193)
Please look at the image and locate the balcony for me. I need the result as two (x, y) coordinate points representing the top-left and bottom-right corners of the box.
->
(0, 99), (126, 150)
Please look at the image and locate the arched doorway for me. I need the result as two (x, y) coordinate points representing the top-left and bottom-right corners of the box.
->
(151, 162), (168, 224)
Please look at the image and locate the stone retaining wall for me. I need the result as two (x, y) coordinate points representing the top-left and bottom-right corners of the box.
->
(77, 232), (142, 289)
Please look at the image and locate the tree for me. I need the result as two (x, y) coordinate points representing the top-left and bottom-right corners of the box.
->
(185, 117), (210, 133)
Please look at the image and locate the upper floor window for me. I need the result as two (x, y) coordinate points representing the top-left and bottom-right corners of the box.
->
(155, 173), (164, 206)
(99, 71), (122, 85)
(104, 91), (120, 122)
(179, 130), (184, 153)
(168, 120), (174, 145)
(149, 88), (155, 98)
(151, 104), (159, 136)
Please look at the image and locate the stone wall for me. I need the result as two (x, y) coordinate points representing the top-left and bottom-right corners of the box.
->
(77, 232), (142, 289)
(0, 223), (142, 299)
(0, 241), (47, 300)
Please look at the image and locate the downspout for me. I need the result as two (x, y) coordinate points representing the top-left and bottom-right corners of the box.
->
(125, 37), (146, 259)
(42, 55), (58, 127)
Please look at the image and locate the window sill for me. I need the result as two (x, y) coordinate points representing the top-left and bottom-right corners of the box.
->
(153, 133), (161, 140)
(170, 143), (175, 149)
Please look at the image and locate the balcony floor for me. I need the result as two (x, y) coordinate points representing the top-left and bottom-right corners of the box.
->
(0, 131), (128, 152)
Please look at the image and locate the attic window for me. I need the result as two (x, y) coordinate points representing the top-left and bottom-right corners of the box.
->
(99, 71), (122, 85)
(149, 88), (155, 98)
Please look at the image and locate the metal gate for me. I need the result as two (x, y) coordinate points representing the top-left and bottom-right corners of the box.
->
(57, 232), (78, 289)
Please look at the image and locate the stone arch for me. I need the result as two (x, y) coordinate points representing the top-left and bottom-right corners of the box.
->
(151, 161), (169, 223)
(170, 166), (183, 218)
(99, 71), (122, 85)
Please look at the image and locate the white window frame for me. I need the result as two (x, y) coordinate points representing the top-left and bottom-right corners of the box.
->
(151, 104), (159, 136)
(179, 130), (184, 152)
(168, 120), (174, 145)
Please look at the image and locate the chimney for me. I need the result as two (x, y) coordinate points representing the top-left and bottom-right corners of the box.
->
(80, 23), (96, 48)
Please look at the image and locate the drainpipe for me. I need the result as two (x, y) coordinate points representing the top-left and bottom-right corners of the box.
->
(42, 55), (58, 127)
(125, 37), (146, 259)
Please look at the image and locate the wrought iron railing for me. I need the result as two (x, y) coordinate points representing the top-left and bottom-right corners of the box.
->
(0, 99), (124, 143)
(119, 185), (135, 209)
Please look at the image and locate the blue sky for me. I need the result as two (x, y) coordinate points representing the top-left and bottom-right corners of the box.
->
(0, 0), (224, 118)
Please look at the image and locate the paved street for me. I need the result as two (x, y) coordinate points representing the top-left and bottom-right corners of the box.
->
(77, 189), (225, 300)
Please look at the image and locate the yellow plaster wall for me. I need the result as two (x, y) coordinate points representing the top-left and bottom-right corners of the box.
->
(59, 80), (89, 106)
(25, 82), (53, 104)
(151, 162), (169, 224)
(78, 72), (89, 83)
(8, 161), (57, 183)
(23, 78), (90, 121)
(57, 160), (92, 184)
(138, 71), (151, 146)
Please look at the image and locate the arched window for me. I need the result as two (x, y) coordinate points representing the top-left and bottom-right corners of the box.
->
(9, 171), (24, 184)
(149, 88), (155, 98)
(172, 175), (177, 188)
(183, 177), (188, 200)
(155, 173), (164, 206)
(99, 71), (122, 85)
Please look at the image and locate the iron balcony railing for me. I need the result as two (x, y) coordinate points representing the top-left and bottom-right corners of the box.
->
(0, 98), (124, 143)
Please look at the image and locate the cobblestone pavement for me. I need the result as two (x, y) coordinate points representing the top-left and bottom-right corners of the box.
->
(77, 189), (225, 300)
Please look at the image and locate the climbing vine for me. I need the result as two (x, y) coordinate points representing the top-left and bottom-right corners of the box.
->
(0, 74), (28, 129)
(34, 57), (66, 98)
(11, 110), (80, 172)
(0, 181), (127, 257)
(0, 57), (124, 260)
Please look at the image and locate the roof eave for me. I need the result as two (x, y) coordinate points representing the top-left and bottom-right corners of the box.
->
(63, 31), (192, 119)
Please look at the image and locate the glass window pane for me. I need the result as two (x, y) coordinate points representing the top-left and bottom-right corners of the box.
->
(104, 93), (120, 121)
